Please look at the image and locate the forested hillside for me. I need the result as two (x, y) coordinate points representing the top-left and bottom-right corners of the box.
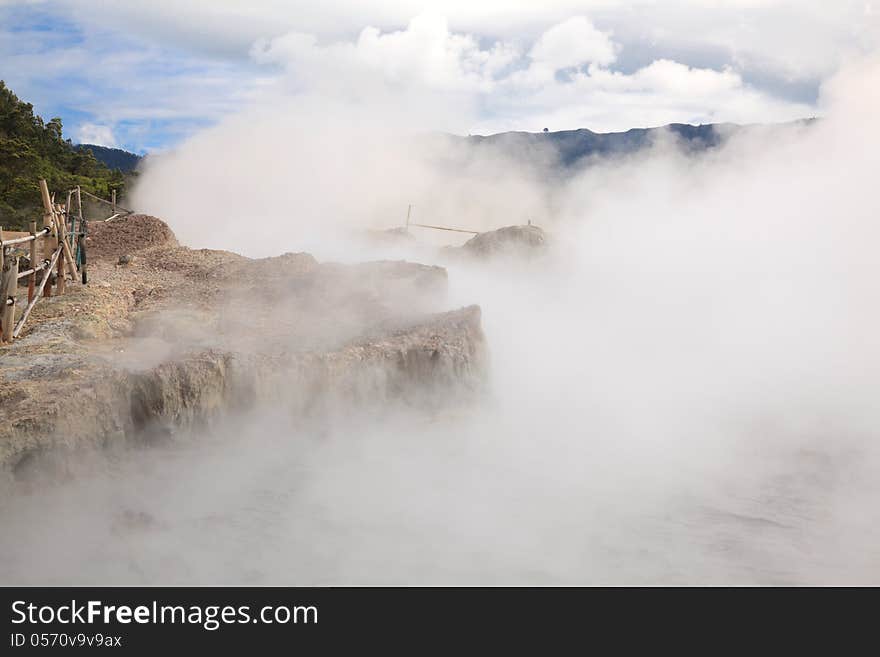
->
(0, 80), (126, 230)
(75, 144), (141, 173)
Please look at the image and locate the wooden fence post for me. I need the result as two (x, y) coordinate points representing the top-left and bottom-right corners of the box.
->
(111, 189), (116, 214)
(77, 186), (86, 285)
(56, 258), (65, 294)
(56, 211), (66, 296)
(28, 221), (37, 303)
(39, 180), (52, 226)
(1, 251), (18, 343)
(39, 179), (56, 264)
(57, 207), (77, 281)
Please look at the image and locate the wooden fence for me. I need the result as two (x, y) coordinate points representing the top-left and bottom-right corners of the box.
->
(0, 179), (125, 344)
(404, 204), (479, 235)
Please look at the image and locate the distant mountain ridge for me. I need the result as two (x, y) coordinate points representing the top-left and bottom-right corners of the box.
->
(76, 120), (815, 178)
(75, 144), (142, 172)
(464, 123), (730, 167)
(462, 119), (817, 170)
(76, 120), (817, 177)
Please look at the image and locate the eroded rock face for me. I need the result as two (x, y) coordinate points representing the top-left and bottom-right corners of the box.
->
(0, 215), (487, 475)
(126, 304), (484, 441)
(0, 305), (485, 474)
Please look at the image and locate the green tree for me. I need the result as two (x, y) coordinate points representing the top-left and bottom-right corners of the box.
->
(0, 80), (131, 230)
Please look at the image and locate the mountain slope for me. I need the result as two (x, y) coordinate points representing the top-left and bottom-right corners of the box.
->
(459, 119), (816, 171)
(0, 80), (126, 230)
(466, 123), (728, 167)
(75, 144), (141, 173)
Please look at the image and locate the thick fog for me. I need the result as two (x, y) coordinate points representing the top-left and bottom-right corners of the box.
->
(2, 57), (880, 585)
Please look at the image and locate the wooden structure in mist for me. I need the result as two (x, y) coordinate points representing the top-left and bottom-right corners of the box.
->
(0, 179), (127, 343)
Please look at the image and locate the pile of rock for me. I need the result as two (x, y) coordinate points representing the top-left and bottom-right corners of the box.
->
(84, 214), (178, 261)
(460, 224), (547, 259)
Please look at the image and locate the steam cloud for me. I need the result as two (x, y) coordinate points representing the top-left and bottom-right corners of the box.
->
(3, 44), (880, 584)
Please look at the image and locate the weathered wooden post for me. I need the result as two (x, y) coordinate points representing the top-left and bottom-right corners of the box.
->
(56, 257), (65, 294)
(55, 203), (66, 296)
(28, 221), (37, 303)
(59, 211), (77, 280)
(39, 185), (77, 285)
(111, 189), (116, 214)
(1, 250), (18, 343)
(38, 179), (56, 297)
(77, 186), (87, 285)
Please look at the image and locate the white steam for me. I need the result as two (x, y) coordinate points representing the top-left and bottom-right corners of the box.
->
(3, 52), (880, 584)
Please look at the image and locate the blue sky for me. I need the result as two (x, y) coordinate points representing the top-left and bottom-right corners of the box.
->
(1, 1), (876, 154)
(0, 1), (266, 152)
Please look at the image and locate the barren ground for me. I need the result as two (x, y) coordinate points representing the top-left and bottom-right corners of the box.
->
(0, 215), (485, 474)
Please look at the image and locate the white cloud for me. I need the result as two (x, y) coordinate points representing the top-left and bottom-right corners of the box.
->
(6, 0), (878, 147)
(74, 122), (116, 147)
(49, 0), (880, 82)
(529, 15), (618, 70)
(250, 14), (815, 133)
(628, 60), (741, 95)
(484, 65), (812, 134)
(252, 13), (517, 94)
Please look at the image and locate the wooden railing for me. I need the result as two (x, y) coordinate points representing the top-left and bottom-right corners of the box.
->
(403, 204), (479, 235)
(0, 179), (118, 343)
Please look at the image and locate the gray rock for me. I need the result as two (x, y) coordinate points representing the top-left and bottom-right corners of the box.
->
(460, 225), (547, 259)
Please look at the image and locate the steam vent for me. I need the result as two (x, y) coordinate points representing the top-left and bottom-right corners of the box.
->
(0, 215), (486, 475)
